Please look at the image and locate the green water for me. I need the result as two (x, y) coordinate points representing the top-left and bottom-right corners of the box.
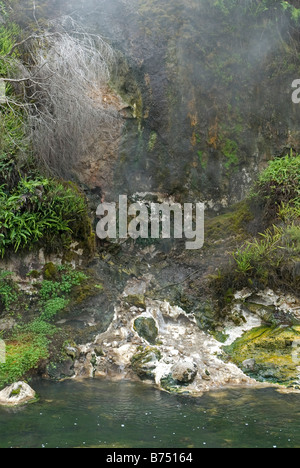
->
(0, 379), (300, 448)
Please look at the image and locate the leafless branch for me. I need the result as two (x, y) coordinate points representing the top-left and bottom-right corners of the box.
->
(2, 15), (121, 177)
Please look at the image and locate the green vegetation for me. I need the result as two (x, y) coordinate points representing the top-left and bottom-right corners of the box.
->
(0, 270), (18, 311)
(234, 155), (300, 286)
(281, 1), (300, 22)
(212, 0), (300, 20)
(224, 325), (300, 387)
(0, 10), (98, 390)
(38, 265), (88, 321)
(0, 326), (51, 388)
(233, 225), (287, 278)
(0, 17), (95, 259)
(251, 153), (300, 221)
(211, 154), (300, 303)
(0, 177), (93, 257)
(0, 264), (90, 388)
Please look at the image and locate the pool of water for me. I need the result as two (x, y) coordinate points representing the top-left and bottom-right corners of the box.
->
(0, 379), (300, 448)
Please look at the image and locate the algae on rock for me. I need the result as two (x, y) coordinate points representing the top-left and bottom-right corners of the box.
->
(133, 316), (158, 344)
(131, 346), (162, 380)
(224, 325), (300, 388)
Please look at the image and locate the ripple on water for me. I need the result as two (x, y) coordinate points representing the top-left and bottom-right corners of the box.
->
(0, 379), (300, 448)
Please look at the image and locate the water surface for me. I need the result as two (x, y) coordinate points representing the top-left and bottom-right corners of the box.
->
(0, 379), (299, 448)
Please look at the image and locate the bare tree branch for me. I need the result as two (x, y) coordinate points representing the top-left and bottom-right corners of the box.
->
(1, 15), (121, 177)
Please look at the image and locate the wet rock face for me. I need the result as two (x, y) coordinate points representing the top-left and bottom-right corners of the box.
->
(221, 289), (300, 388)
(67, 0), (300, 208)
(73, 274), (255, 395)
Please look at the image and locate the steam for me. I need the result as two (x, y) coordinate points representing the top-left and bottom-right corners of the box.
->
(7, 0), (299, 201)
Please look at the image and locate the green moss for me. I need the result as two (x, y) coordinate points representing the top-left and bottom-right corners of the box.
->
(43, 263), (58, 281)
(148, 131), (158, 152)
(133, 316), (158, 344)
(131, 346), (161, 380)
(27, 270), (40, 279)
(222, 138), (239, 170)
(126, 294), (146, 309)
(205, 201), (253, 247)
(224, 325), (300, 387)
(9, 386), (21, 397)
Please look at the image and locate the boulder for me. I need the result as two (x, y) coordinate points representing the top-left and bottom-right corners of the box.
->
(0, 381), (36, 406)
(133, 316), (158, 345)
(171, 359), (198, 384)
(131, 346), (162, 380)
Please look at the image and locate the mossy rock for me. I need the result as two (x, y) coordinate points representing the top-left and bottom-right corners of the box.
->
(171, 360), (198, 384)
(160, 374), (180, 393)
(133, 316), (158, 344)
(43, 262), (59, 281)
(46, 358), (75, 381)
(160, 374), (192, 394)
(131, 346), (161, 380)
(204, 201), (254, 247)
(126, 294), (146, 309)
(28, 270), (41, 279)
(244, 302), (275, 323)
(224, 325), (300, 387)
(194, 301), (220, 331)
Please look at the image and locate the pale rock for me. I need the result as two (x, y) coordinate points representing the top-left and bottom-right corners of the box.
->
(0, 381), (36, 406)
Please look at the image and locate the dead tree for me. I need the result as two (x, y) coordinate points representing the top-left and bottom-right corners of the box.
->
(1, 15), (119, 177)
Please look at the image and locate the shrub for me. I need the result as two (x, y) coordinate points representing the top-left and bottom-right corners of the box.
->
(0, 176), (92, 257)
(38, 264), (88, 321)
(211, 154), (300, 302)
(0, 320), (55, 388)
(40, 297), (69, 322)
(251, 153), (300, 221)
(233, 225), (285, 277)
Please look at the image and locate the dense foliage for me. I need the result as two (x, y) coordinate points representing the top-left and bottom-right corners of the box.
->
(0, 177), (90, 257)
(0, 264), (89, 388)
(252, 153), (300, 220)
(0, 13), (95, 258)
(213, 154), (300, 303)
